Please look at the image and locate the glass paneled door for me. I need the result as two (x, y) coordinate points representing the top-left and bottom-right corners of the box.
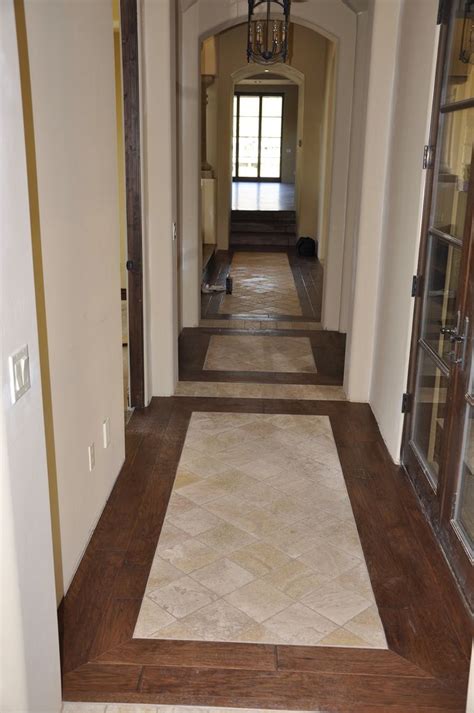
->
(403, 0), (474, 608)
(233, 93), (284, 181)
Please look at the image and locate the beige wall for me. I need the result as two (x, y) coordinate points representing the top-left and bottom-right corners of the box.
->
(369, 0), (439, 461)
(24, 0), (125, 591)
(1, 1), (61, 709)
(234, 82), (298, 184)
(214, 23), (328, 248)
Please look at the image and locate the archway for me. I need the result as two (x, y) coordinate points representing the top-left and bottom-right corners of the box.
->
(179, 1), (358, 337)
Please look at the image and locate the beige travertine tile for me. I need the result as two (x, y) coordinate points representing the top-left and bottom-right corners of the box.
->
(225, 578), (293, 623)
(63, 705), (106, 713)
(145, 556), (184, 592)
(191, 557), (256, 596)
(228, 541), (292, 577)
(262, 559), (328, 600)
(166, 505), (223, 536)
(332, 562), (377, 602)
(148, 575), (217, 618)
(302, 580), (372, 626)
(174, 381), (345, 401)
(158, 538), (221, 574)
(298, 542), (361, 578)
(344, 605), (388, 647)
(197, 522), (257, 554)
(204, 335), (316, 373)
(133, 597), (175, 638)
(263, 602), (338, 645)
(219, 252), (302, 317)
(162, 599), (254, 641)
(134, 413), (387, 649)
(318, 627), (370, 647)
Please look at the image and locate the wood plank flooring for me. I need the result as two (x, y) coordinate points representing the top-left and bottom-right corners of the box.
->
(60, 397), (472, 710)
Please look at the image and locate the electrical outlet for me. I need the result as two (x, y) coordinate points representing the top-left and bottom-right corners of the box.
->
(102, 418), (111, 449)
(88, 443), (95, 472)
(9, 345), (31, 404)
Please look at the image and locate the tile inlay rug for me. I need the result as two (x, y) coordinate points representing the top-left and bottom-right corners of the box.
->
(134, 413), (387, 648)
(219, 252), (302, 317)
(203, 335), (317, 373)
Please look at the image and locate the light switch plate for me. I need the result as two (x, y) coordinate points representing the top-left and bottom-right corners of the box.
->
(9, 345), (31, 404)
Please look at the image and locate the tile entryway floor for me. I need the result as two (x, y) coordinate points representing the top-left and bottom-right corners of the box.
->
(219, 252), (302, 317)
(133, 413), (386, 648)
(203, 335), (317, 373)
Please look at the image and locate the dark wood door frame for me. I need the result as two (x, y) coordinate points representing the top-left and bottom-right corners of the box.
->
(121, 0), (145, 409)
(401, 0), (474, 611)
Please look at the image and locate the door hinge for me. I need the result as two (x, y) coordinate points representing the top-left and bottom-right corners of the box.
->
(411, 274), (421, 297)
(423, 145), (435, 169)
(401, 392), (412, 414)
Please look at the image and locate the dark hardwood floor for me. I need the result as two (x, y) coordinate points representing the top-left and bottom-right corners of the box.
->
(60, 396), (472, 710)
(201, 247), (323, 322)
(179, 327), (346, 385)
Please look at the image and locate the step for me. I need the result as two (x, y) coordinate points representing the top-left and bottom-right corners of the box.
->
(230, 232), (297, 248)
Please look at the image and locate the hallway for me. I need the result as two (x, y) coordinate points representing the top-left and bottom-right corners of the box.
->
(60, 248), (471, 711)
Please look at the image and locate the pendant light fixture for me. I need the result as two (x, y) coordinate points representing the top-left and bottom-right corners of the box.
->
(247, 0), (291, 66)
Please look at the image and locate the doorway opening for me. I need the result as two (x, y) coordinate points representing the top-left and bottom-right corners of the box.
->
(199, 22), (335, 332)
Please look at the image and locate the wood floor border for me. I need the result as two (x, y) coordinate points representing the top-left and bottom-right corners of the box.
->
(179, 328), (346, 385)
(60, 397), (472, 711)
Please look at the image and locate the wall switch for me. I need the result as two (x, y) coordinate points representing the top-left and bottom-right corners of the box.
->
(9, 345), (31, 404)
(88, 443), (95, 472)
(102, 418), (111, 449)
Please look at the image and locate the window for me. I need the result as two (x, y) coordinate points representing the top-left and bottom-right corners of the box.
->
(232, 93), (284, 181)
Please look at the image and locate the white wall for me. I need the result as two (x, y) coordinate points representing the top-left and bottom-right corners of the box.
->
(0, 1), (61, 709)
(369, 0), (439, 461)
(142, 0), (179, 397)
(24, 0), (125, 591)
(344, 0), (402, 403)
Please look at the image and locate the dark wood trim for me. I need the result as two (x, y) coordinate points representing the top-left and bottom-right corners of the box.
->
(401, 0), (474, 611)
(60, 397), (472, 707)
(440, 97), (474, 113)
(120, 0), (145, 409)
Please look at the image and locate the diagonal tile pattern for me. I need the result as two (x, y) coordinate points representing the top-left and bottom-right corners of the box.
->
(134, 413), (387, 649)
(219, 252), (302, 317)
(203, 335), (317, 373)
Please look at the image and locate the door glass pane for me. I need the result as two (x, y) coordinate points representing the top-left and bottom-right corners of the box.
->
(237, 96), (260, 178)
(412, 348), (449, 487)
(443, 0), (474, 105)
(262, 95), (283, 117)
(432, 107), (474, 239)
(453, 360), (474, 558)
(421, 233), (462, 361)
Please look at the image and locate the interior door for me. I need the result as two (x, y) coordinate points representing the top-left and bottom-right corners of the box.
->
(402, 0), (474, 608)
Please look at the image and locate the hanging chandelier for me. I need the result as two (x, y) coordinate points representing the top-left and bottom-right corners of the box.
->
(247, 0), (291, 66)
(460, 0), (474, 64)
